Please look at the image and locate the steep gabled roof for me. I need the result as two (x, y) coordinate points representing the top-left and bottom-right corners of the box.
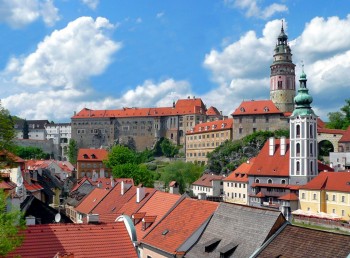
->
(255, 224), (350, 258)
(192, 174), (223, 187)
(224, 158), (255, 182)
(8, 222), (138, 258)
(300, 172), (350, 193)
(75, 188), (110, 214)
(186, 202), (286, 258)
(77, 148), (108, 162)
(206, 106), (221, 116)
(249, 139), (290, 176)
(339, 126), (350, 143)
(231, 100), (282, 116)
(186, 118), (233, 134)
(141, 198), (218, 255)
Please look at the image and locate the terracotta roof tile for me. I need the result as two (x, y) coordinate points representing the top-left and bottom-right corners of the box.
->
(134, 191), (181, 240)
(206, 106), (221, 116)
(278, 192), (299, 201)
(117, 188), (156, 216)
(300, 171), (350, 192)
(24, 181), (44, 192)
(317, 128), (345, 135)
(141, 198), (218, 254)
(224, 158), (255, 182)
(231, 100), (282, 116)
(186, 118), (233, 134)
(75, 188), (110, 214)
(339, 126), (350, 142)
(192, 174), (223, 187)
(77, 148), (108, 161)
(8, 223), (138, 258)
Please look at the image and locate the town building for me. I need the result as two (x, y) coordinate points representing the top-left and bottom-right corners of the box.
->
(191, 174), (224, 199)
(231, 23), (295, 140)
(71, 97), (222, 151)
(76, 148), (110, 179)
(299, 171), (350, 221)
(14, 119), (49, 140)
(223, 158), (255, 205)
(185, 118), (233, 164)
(45, 123), (71, 161)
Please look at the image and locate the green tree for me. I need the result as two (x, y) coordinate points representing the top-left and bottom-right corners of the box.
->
(0, 102), (15, 153)
(159, 161), (204, 193)
(13, 146), (49, 159)
(67, 139), (78, 164)
(111, 163), (154, 187)
(326, 99), (350, 130)
(104, 145), (137, 168)
(0, 189), (26, 256)
(22, 119), (29, 139)
(160, 138), (179, 158)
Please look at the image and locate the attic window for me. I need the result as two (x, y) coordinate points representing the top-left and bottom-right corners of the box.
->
(212, 125), (217, 129)
(162, 229), (169, 235)
(204, 238), (221, 253)
(219, 242), (238, 258)
(83, 154), (88, 159)
(205, 126), (209, 131)
(264, 106), (269, 112)
(221, 123), (226, 128)
(240, 107), (245, 112)
(91, 154), (96, 159)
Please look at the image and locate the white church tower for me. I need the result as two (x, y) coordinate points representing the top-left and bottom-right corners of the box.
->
(289, 66), (318, 185)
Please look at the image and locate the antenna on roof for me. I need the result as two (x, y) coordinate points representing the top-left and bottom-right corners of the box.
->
(55, 213), (61, 223)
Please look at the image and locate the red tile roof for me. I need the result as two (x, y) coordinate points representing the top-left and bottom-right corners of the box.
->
(72, 98), (207, 119)
(339, 126), (350, 142)
(300, 172), (350, 192)
(249, 139), (290, 176)
(70, 176), (93, 192)
(192, 174), (223, 187)
(0, 180), (16, 190)
(77, 148), (108, 162)
(186, 118), (233, 134)
(317, 128), (345, 135)
(8, 223), (138, 258)
(231, 100), (282, 116)
(24, 181), (43, 192)
(206, 106), (221, 116)
(251, 183), (294, 189)
(141, 198), (218, 254)
(133, 191), (181, 240)
(278, 192), (299, 201)
(317, 118), (326, 128)
(75, 188), (110, 214)
(224, 158), (255, 182)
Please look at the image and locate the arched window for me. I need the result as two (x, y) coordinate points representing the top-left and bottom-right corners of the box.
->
(296, 143), (300, 156)
(281, 179), (286, 184)
(310, 161), (314, 174)
(310, 124), (313, 138)
(267, 179), (273, 184)
(296, 124), (300, 137)
(310, 143), (313, 156)
(255, 178), (260, 183)
(296, 161), (300, 175)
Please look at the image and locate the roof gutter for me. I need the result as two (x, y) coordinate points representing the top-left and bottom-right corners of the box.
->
(249, 221), (290, 258)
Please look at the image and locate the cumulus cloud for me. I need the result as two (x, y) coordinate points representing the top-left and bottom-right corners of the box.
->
(204, 16), (350, 118)
(0, 0), (59, 28)
(224, 0), (288, 19)
(4, 16), (120, 89)
(80, 0), (99, 10)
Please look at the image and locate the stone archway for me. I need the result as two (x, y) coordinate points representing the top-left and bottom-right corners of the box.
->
(317, 129), (344, 153)
(318, 140), (334, 157)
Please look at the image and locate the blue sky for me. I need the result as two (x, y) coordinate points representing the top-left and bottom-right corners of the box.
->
(0, 0), (349, 122)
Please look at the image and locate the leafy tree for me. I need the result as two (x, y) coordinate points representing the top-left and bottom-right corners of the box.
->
(104, 145), (137, 168)
(159, 161), (204, 193)
(0, 102), (15, 153)
(22, 119), (29, 139)
(153, 137), (164, 156)
(13, 146), (49, 160)
(0, 189), (26, 256)
(111, 163), (154, 187)
(136, 148), (154, 164)
(66, 139), (78, 164)
(160, 138), (179, 158)
(326, 99), (350, 130)
(207, 130), (289, 174)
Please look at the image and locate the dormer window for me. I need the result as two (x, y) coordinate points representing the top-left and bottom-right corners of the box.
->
(221, 123), (226, 128)
(240, 107), (245, 112)
(83, 154), (88, 159)
(212, 125), (217, 129)
(264, 106), (269, 112)
(205, 126), (209, 131)
(91, 154), (96, 159)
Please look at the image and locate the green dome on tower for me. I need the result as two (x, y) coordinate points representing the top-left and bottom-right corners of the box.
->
(292, 68), (316, 117)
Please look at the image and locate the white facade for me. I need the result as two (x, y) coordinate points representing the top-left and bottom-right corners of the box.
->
(330, 152), (350, 171)
(192, 179), (223, 197)
(224, 181), (248, 204)
(45, 123), (71, 161)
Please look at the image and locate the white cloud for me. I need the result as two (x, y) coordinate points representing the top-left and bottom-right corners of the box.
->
(136, 17), (143, 23)
(224, 0), (288, 19)
(5, 16), (120, 89)
(0, 0), (59, 28)
(156, 12), (164, 18)
(80, 0), (99, 10)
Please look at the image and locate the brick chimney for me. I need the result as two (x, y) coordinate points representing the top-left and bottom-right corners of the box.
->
(269, 137), (275, 156)
(280, 136), (286, 156)
(121, 180), (132, 195)
(136, 184), (145, 203)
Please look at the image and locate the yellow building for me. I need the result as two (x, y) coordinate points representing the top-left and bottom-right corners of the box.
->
(185, 119), (233, 164)
(299, 172), (350, 221)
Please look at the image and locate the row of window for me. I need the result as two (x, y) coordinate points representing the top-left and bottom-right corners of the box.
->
(193, 186), (212, 192)
(187, 141), (224, 149)
(302, 193), (347, 203)
(80, 163), (103, 169)
(306, 207), (346, 217)
(226, 192), (246, 199)
(187, 152), (208, 157)
(254, 178), (287, 184)
(188, 132), (229, 140)
(226, 182), (246, 189)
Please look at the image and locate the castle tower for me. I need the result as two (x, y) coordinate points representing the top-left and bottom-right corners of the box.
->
(270, 21), (296, 113)
(289, 67), (318, 185)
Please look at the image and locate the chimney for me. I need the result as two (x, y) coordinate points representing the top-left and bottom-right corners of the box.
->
(121, 181), (132, 195)
(32, 170), (38, 181)
(269, 137), (275, 156)
(280, 136), (286, 156)
(24, 172), (31, 184)
(110, 176), (115, 188)
(136, 184), (145, 203)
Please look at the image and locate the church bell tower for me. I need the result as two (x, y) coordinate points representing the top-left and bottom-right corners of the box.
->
(270, 21), (296, 113)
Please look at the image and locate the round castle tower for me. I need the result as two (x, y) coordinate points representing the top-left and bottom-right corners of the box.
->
(270, 22), (296, 113)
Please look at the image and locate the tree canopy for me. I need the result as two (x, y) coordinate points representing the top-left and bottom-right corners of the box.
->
(0, 189), (26, 256)
(159, 161), (204, 194)
(207, 129), (289, 174)
(326, 99), (350, 130)
(160, 138), (179, 158)
(13, 146), (49, 160)
(0, 102), (15, 153)
(66, 139), (78, 164)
